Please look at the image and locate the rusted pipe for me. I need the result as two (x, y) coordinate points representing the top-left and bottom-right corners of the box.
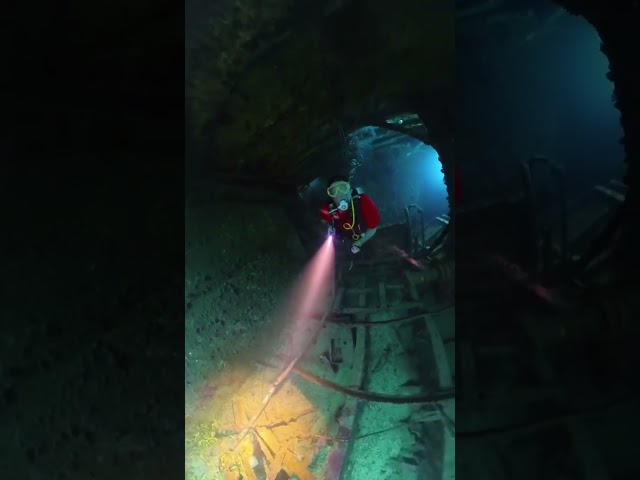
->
(327, 308), (452, 326)
(258, 361), (455, 404)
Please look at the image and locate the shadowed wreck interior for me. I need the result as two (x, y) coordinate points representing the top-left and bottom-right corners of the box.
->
(455, 1), (640, 480)
(186, 1), (456, 479)
(186, 0), (454, 204)
(4, 1), (640, 479)
(185, 0), (640, 479)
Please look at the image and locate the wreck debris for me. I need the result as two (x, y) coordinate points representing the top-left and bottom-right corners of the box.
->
(232, 309), (331, 449)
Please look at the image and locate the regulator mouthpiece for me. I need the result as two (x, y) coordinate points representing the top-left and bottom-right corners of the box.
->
(337, 199), (349, 211)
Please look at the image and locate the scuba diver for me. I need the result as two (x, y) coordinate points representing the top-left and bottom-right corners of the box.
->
(320, 175), (380, 256)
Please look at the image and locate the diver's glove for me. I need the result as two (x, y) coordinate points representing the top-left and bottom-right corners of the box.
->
(350, 244), (361, 254)
(327, 226), (336, 236)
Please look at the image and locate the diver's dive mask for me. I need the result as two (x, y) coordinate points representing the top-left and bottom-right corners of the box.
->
(327, 181), (350, 198)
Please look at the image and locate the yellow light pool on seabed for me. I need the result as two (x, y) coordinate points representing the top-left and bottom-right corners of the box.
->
(186, 362), (331, 480)
(186, 237), (337, 480)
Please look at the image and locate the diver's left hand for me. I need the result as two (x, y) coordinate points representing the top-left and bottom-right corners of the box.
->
(351, 244), (361, 254)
